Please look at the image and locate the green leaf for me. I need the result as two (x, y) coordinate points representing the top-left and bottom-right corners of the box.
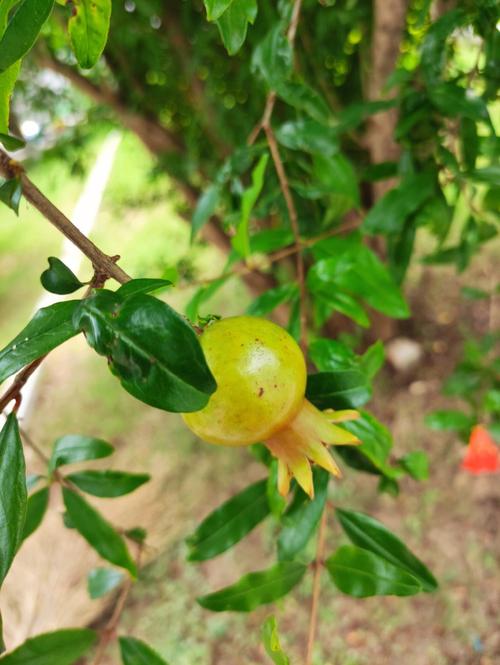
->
(336, 508), (437, 591)
(429, 82), (490, 123)
(119, 636), (169, 665)
(461, 286), (489, 301)
(276, 81), (331, 124)
(62, 488), (137, 577)
(87, 567), (124, 599)
(252, 23), (292, 90)
(0, 0), (55, 73)
(312, 154), (359, 207)
(326, 545), (422, 598)
(116, 279), (172, 298)
(124, 527), (147, 544)
(460, 118), (478, 171)
(49, 434), (114, 471)
(0, 628), (96, 664)
(278, 468), (329, 561)
(314, 291), (370, 328)
(187, 479), (270, 561)
(40, 257), (85, 295)
(66, 470), (150, 498)
(73, 289), (216, 413)
(0, 133), (25, 150)
(420, 8), (467, 85)
(216, 0), (257, 55)
(0, 301), (80, 384)
(246, 283), (298, 317)
(232, 153), (268, 258)
(261, 616), (290, 665)
(339, 412), (396, 477)
(0, 177), (22, 214)
(21, 487), (49, 542)
(363, 171), (435, 235)
(275, 120), (338, 155)
(266, 461), (286, 518)
(68, 0), (112, 69)
(191, 184), (221, 240)
(0, 414), (27, 584)
(204, 0), (232, 21)
(197, 561), (307, 612)
(0, 62), (20, 135)
(185, 276), (229, 322)
(361, 341), (385, 379)
(425, 409), (474, 433)
(306, 370), (371, 409)
(398, 451), (429, 481)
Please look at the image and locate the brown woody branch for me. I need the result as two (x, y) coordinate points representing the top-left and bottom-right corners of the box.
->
(305, 507), (328, 665)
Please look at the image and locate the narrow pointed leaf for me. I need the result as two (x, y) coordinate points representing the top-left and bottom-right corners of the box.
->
(187, 479), (270, 561)
(261, 616), (290, 665)
(0, 628), (96, 664)
(336, 508), (437, 591)
(0, 0), (55, 72)
(216, 0), (257, 55)
(116, 279), (172, 298)
(119, 636), (169, 665)
(0, 301), (80, 384)
(306, 370), (371, 409)
(278, 468), (329, 561)
(326, 545), (422, 597)
(21, 487), (49, 541)
(67, 470), (150, 498)
(0, 133), (25, 151)
(0, 414), (26, 584)
(0, 177), (22, 214)
(197, 562), (307, 612)
(49, 434), (114, 471)
(73, 290), (216, 413)
(63, 488), (137, 577)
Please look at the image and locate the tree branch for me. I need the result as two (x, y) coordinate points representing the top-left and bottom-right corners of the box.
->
(305, 507), (328, 665)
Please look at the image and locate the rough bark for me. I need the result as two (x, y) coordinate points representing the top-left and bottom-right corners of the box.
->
(365, 0), (409, 201)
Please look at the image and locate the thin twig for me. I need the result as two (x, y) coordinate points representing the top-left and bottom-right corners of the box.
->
(305, 507), (328, 665)
(92, 544), (143, 665)
(0, 356), (46, 413)
(18, 424), (50, 465)
(0, 149), (131, 285)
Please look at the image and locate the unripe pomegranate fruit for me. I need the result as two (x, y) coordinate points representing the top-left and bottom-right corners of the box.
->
(183, 316), (359, 497)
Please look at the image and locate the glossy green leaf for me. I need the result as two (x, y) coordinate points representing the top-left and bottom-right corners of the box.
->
(338, 412), (399, 478)
(40, 257), (85, 295)
(278, 468), (329, 561)
(460, 118), (478, 171)
(87, 567), (124, 599)
(0, 414), (26, 584)
(73, 289), (216, 413)
(310, 338), (358, 372)
(0, 628), (96, 664)
(0, 177), (22, 214)
(0, 301), (80, 384)
(275, 119), (338, 155)
(252, 23), (292, 90)
(246, 283), (298, 317)
(420, 8), (467, 84)
(326, 545), (422, 598)
(119, 636), (169, 665)
(0, 62), (20, 135)
(191, 183), (221, 240)
(336, 508), (437, 591)
(429, 82), (490, 122)
(0, 133), (24, 150)
(187, 479), (270, 561)
(49, 434), (114, 471)
(116, 279), (172, 298)
(363, 171), (435, 235)
(69, 0), (112, 69)
(361, 341), (385, 379)
(312, 153), (359, 206)
(266, 461), (286, 518)
(232, 153), (268, 257)
(261, 616), (290, 665)
(425, 409), (474, 433)
(21, 487), (49, 542)
(0, 0), (55, 72)
(66, 470), (150, 498)
(204, 0), (232, 21)
(216, 0), (257, 55)
(277, 81), (331, 124)
(197, 561), (307, 612)
(306, 370), (371, 410)
(314, 291), (370, 328)
(63, 488), (137, 576)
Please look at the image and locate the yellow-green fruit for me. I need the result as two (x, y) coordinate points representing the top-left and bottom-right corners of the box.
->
(182, 316), (306, 446)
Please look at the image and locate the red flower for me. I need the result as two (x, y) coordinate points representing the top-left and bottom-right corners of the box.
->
(462, 425), (500, 474)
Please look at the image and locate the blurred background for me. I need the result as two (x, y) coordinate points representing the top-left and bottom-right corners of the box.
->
(0, 1), (499, 663)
